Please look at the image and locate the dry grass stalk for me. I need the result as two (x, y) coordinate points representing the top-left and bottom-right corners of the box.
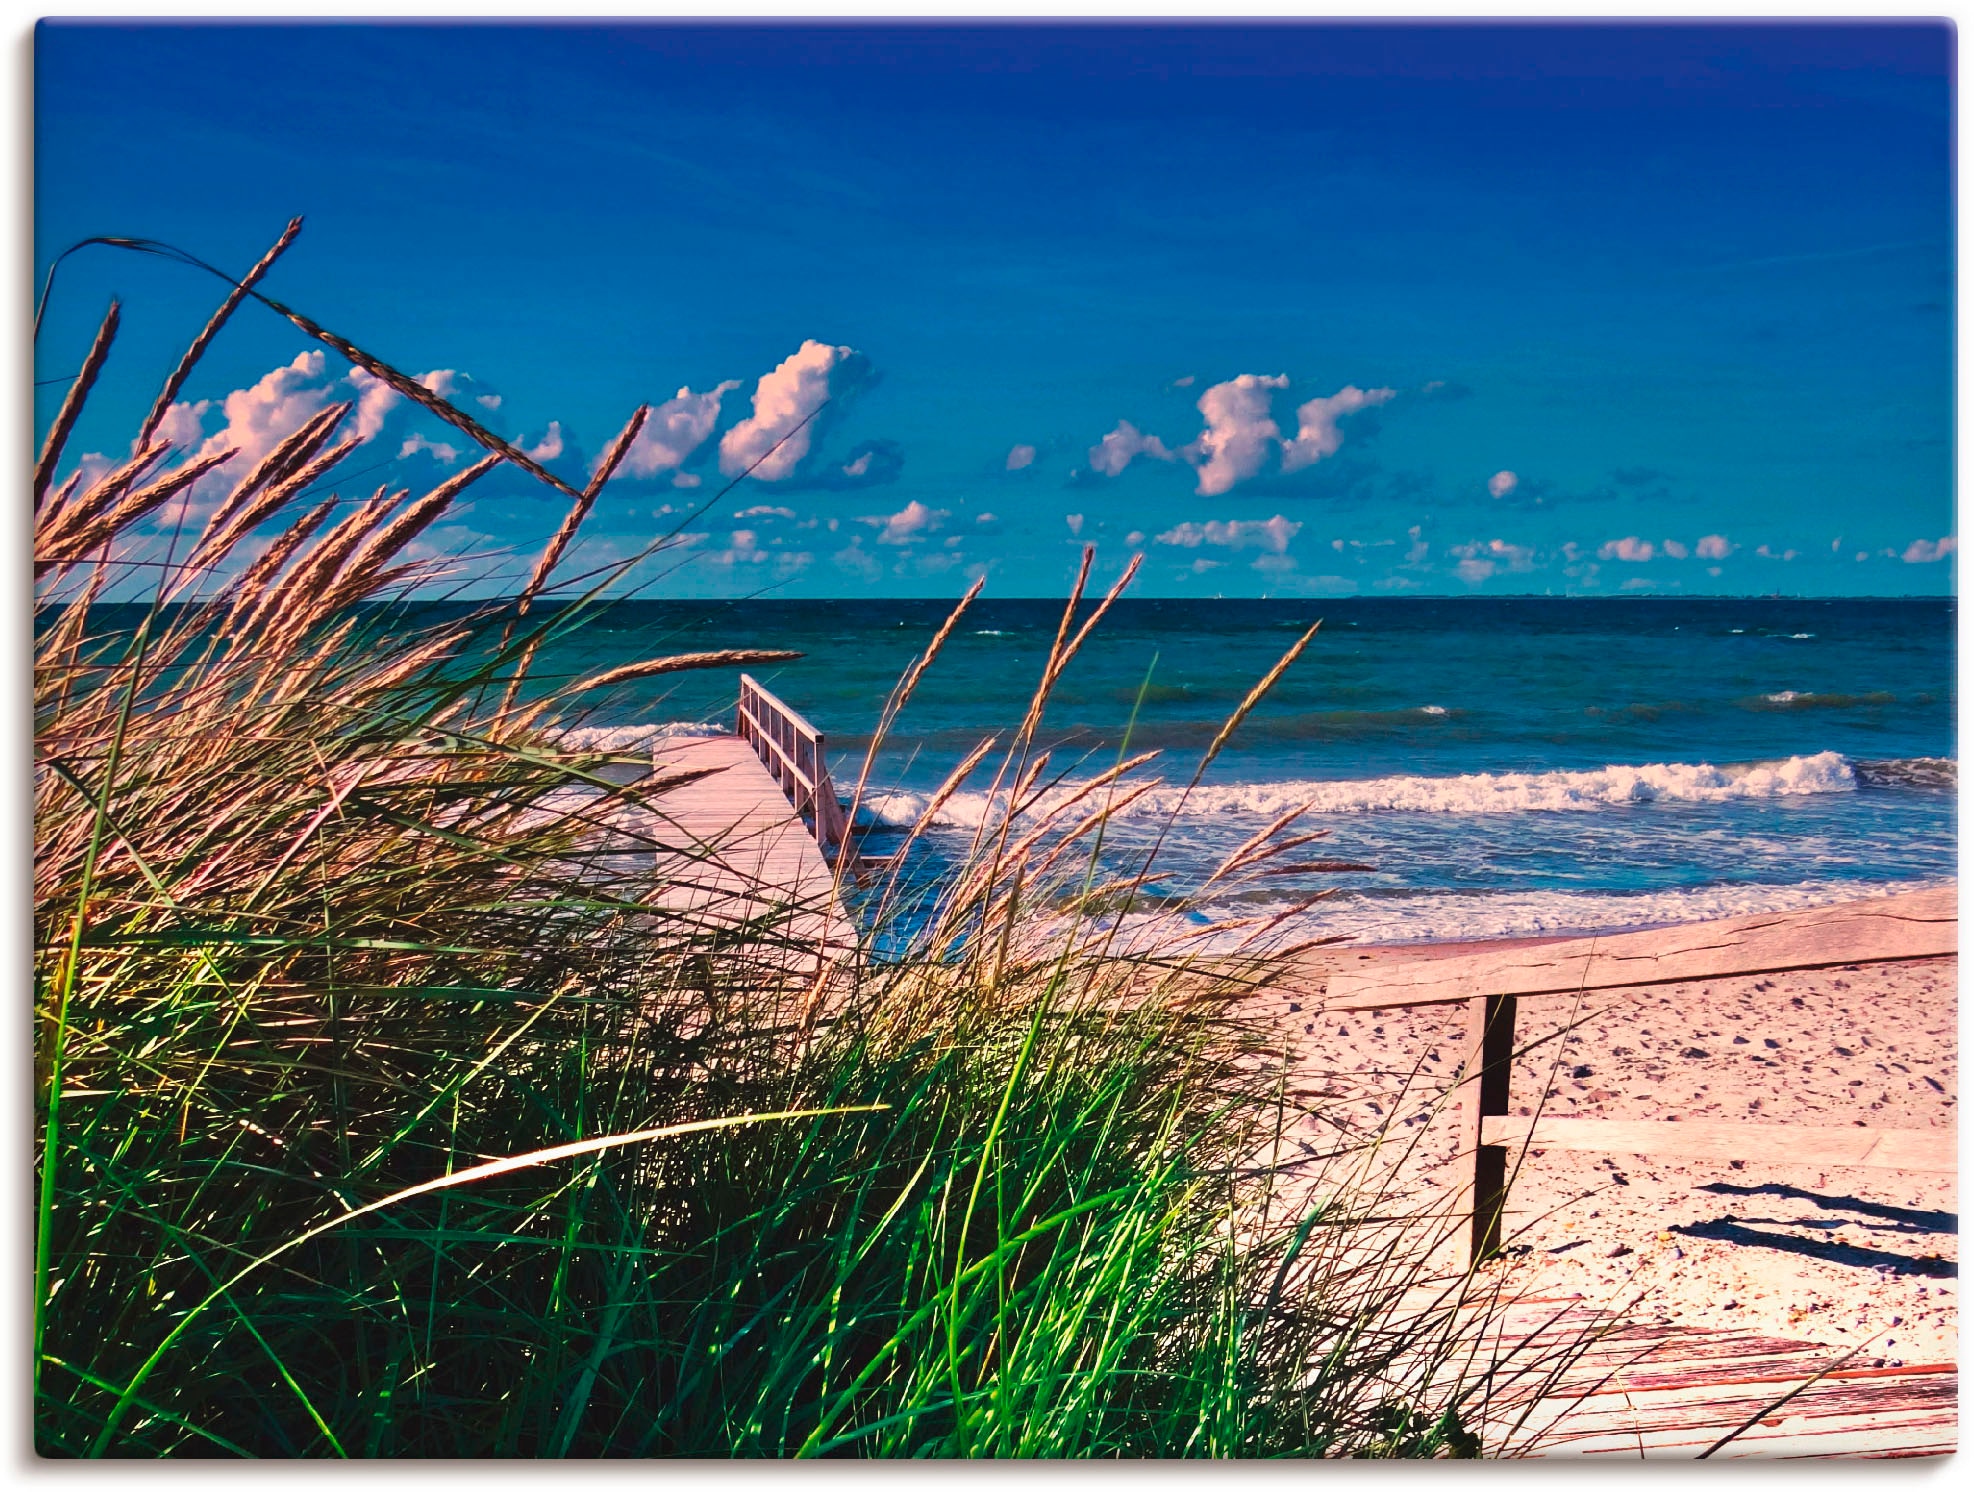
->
(34, 298), (120, 506)
(34, 439), (172, 567)
(256, 291), (585, 499)
(137, 218), (304, 448)
(196, 402), (354, 547)
(1192, 621), (1321, 784)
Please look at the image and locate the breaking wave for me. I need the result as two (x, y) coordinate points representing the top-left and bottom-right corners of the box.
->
(868, 751), (1869, 828)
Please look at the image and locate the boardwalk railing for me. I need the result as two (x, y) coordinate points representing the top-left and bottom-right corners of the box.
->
(1321, 886), (1957, 1266)
(736, 674), (852, 855)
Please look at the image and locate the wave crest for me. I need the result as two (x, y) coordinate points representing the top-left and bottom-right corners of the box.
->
(870, 750), (1863, 827)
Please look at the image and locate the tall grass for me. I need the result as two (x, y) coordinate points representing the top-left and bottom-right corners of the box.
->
(35, 231), (1495, 1457)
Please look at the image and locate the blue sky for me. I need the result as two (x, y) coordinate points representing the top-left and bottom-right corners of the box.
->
(35, 20), (1955, 598)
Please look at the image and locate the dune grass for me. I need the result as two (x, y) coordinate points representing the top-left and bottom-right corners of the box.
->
(34, 230), (1494, 1458)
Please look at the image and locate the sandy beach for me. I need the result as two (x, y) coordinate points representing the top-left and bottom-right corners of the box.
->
(1265, 921), (1957, 1366)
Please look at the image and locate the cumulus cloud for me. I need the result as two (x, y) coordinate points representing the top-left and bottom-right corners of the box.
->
(1487, 470), (1518, 498)
(622, 382), (741, 478)
(1598, 536), (1655, 562)
(154, 398), (210, 450)
(346, 367), (401, 441)
(1187, 374), (1288, 496)
(190, 351), (335, 465)
(863, 500), (948, 545)
(1695, 534), (1733, 559)
(1450, 538), (1535, 574)
(734, 504), (797, 520)
(1087, 420), (1176, 478)
(476, 393), (503, 411)
(1279, 384), (1396, 474)
(1902, 535), (1957, 563)
(399, 432), (462, 465)
(1065, 513), (1085, 537)
(719, 340), (869, 481)
(1086, 375), (1392, 496)
(1154, 514), (1301, 553)
(1005, 443), (1037, 471)
(521, 422), (564, 463)
(1660, 538), (1690, 560)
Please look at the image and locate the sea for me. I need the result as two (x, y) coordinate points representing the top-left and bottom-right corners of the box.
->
(533, 596), (1955, 948)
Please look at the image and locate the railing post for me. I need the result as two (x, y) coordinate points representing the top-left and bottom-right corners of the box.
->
(1458, 992), (1518, 1267)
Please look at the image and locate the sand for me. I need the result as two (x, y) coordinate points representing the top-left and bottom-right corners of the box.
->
(1261, 936), (1957, 1366)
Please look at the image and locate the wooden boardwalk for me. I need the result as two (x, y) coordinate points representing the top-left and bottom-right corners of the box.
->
(610, 733), (858, 985)
(1479, 1297), (1957, 1458)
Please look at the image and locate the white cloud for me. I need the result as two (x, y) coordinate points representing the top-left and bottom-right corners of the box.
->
(863, 499), (947, 545)
(1487, 470), (1518, 498)
(521, 421), (563, 462)
(672, 472), (702, 489)
(1189, 557), (1223, 574)
(153, 398), (210, 449)
(1087, 419), (1176, 477)
(1124, 530), (1145, 547)
(1154, 514), (1301, 553)
(1065, 513), (1085, 537)
(1252, 553), (1297, 575)
(734, 504), (797, 520)
(1279, 384), (1396, 473)
(344, 367), (401, 441)
(1660, 538), (1689, 559)
(1902, 535), (1957, 563)
(399, 432), (462, 465)
(1695, 534), (1733, 559)
(476, 393), (503, 412)
(1005, 443), (1036, 471)
(418, 369), (461, 400)
(624, 381), (741, 478)
(1456, 558), (1496, 584)
(1187, 373), (1287, 496)
(1450, 538), (1535, 573)
(1755, 544), (1798, 560)
(187, 350), (334, 476)
(1171, 374), (1196, 388)
(1599, 536), (1655, 562)
(719, 340), (860, 481)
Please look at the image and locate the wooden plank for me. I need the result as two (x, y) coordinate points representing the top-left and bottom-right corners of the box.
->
(1323, 885), (1954, 1011)
(1478, 1115), (1955, 1171)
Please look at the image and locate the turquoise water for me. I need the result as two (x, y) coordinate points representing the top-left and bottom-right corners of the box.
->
(531, 596), (1954, 943)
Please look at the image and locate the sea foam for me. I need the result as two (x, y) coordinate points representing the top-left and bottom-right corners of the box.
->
(867, 750), (1862, 827)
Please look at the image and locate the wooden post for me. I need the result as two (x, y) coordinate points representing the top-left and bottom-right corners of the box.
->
(1459, 992), (1518, 1267)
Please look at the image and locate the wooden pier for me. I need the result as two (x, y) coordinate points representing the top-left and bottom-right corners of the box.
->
(612, 676), (862, 987)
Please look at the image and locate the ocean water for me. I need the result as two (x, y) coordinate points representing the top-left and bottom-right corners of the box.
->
(534, 596), (1955, 946)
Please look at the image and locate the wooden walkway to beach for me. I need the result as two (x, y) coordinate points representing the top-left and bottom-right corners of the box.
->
(623, 732), (857, 984)
(1479, 1297), (1957, 1458)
